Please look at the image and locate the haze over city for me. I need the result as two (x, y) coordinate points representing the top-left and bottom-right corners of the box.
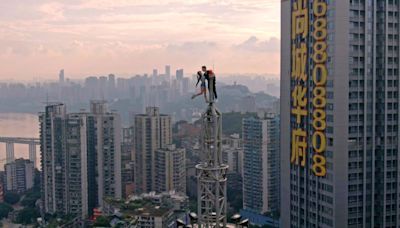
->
(4, 0), (392, 227)
(1, 0), (280, 80)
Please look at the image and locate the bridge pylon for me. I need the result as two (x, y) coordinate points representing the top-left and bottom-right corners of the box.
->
(6, 142), (14, 163)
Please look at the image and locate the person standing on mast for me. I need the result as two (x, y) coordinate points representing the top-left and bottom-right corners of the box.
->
(202, 65), (217, 101)
(191, 71), (208, 102)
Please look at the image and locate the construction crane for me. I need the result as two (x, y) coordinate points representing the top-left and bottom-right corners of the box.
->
(196, 77), (228, 227)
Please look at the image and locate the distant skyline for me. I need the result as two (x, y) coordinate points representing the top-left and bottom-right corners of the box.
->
(0, 0), (280, 80)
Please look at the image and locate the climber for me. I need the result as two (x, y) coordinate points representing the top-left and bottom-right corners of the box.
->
(191, 71), (208, 102)
(202, 66), (217, 101)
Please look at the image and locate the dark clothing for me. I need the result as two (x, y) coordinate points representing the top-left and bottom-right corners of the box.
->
(196, 72), (206, 87)
(204, 70), (217, 99)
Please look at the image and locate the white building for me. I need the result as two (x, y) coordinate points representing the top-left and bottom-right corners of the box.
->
(134, 107), (172, 193)
(155, 145), (186, 194)
(5, 158), (34, 193)
(40, 101), (122, 218)
(242, 112), (280, 214)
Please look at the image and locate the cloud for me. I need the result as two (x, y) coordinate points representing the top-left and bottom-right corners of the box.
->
(0, 0), (281, 79)
(39, 2), (65, 21)
(166, 41), (217, 53)
(233, 36), (280, 53)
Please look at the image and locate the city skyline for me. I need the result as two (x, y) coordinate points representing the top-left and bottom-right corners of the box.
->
(0, 0), (280, 80)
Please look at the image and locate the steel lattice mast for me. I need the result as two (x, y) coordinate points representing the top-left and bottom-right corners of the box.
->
(196, 80), (228, 228)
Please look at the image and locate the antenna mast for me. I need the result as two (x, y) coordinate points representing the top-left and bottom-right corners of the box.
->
(196, 79), (228, 227)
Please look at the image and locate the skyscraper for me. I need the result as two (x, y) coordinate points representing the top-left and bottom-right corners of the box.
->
(65, 112), (89, 217)
(40, 103), (68, 215)
(154, 144), (186, 194)
(87, 101), (122, 210)
(134, 107), (172, 193)
(222, 134), (243, 174)
(165, 65), (171, 79)
(242, 111), (280, 215)
(121, 127), (135, 198)
(59, 69), (64, 84)
(108, 74), (116, 99)
(176, 69), (184, 80)
(40, 101), (122, 218)
(281, 1), (400, 227)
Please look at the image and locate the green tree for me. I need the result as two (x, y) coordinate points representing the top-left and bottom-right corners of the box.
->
(15, 207), (40, 225)
(93, 216), (110, 227)
(21, 189), (41, 208)
(4, 192), (20, 205)
(0, 203), (13, 219)
(222, 112), (257, 136)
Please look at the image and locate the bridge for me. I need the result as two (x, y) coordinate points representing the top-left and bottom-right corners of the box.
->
(0, 137), (39, 167)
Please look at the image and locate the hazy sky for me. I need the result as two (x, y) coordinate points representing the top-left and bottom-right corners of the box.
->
(0, 0), (280, 80)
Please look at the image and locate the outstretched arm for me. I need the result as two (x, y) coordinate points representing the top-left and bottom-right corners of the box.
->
(195, 72), (201, 87)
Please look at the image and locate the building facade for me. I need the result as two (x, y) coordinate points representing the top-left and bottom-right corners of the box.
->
(4, 159), (34, 194)
(222, 134), (243, 175)
(88, 100), (122, 211)
(134, 107), (172, 193)
(40, 103), (68, 215)
(281, 0), (400, 227)
(154, 144), (186, 194)
(40, 101), (121, 218)
(242, 112), (280, 215)
(65, 113), (89, 217)
(121, 127), (135, 198)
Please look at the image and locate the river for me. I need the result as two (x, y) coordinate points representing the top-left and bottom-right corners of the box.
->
(0, 113), (39, 170)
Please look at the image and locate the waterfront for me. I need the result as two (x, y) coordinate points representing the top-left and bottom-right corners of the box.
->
(0, 113), (39, 169)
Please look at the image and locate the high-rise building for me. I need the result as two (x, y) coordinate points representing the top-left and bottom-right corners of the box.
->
(182, 78), (190, 95)
(222, 145), (242, 174)
(59, 69), (64, 84)
(85, 76), (99, 99)
(87, 101), (122, 210)
(40, 103), (68, 215)
(121, 127), (135, 198)
(154, 144), (186, 194)
(108, 74), (116, 98)
(176, 69), (184, 80)
(242, 111), (280, 215)
(281, 1), (400, 227)
(40, 101), (121, 218)
(65, 113), (89, 217)
(153, 69), (158, 78)
(134, 107), (172, 193)
(165, 65), (171, 79)
(222, 134), (243, 174)
(4, 159), (34, 194)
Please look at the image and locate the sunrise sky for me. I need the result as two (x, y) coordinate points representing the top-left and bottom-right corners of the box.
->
(0, 0), (280, 80)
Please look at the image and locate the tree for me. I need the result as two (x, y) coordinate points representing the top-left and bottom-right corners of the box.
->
(4, 192), (20, 205)
(0, 203), (13, 219)
(15, 207), (40, 225)
(222, 112), (257, 136)
(21, 189), (41, 208)
(93, 216), (110, 227)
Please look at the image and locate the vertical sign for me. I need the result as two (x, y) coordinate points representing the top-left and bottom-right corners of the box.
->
(290, 0), (327, 177)
(311, 0), (327, 177)
(290, 0), (308, 169)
